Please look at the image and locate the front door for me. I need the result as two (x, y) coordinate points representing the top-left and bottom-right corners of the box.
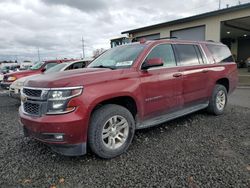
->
(140, 43), (183, 120)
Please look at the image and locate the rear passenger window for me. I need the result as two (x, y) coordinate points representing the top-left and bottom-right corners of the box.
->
(206, 44), (234, 63)
(175, 44), (201, 66)
(146, 44), (176, 67)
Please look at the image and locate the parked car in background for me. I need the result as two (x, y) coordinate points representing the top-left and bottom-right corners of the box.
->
(0, 72), (3, 82)
(20, 61), (33, 70)
(1, 59), (75, 90)
(246, 57), (250, 72)
(19, 39), (238, 159)
(0, 66), (10, 74)
(9, 64), (20, 73)
(9, 60), (87, 98)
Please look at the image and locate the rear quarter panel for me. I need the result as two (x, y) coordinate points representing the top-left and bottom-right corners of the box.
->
(201, 43), (238, 95)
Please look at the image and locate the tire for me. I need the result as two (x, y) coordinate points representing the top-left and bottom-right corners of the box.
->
(88, 104), (135, 159)
(207, 84), (228, 115)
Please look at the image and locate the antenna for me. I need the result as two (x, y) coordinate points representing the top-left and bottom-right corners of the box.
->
(219, 0), (221, 9)
(37, 47), (41, 62)
(81, 37), (85, 59)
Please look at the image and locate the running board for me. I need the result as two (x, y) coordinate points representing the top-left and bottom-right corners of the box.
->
(136, 102), (209, 129)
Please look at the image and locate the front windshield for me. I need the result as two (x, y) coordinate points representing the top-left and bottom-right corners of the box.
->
(88, 44), (146, 69)
(30, 62), (43, 70)
(44, 63), (68, 74)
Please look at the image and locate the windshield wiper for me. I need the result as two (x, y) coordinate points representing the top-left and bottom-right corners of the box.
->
(92, 65), (116, 70)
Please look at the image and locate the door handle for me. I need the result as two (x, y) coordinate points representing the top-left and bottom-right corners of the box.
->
(202, 69), (209, 73)
(173, 72), (182, 77)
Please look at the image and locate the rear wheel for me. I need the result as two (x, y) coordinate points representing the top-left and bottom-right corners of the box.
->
(207, 84), (227, 115)
(88, 104), (135, 159)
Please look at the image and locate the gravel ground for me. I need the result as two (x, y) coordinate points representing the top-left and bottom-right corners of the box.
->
(0, 91), (250, 188)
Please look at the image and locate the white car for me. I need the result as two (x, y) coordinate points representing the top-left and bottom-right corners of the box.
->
(9, 60), (86, 98)
(0, 73), (3, 82)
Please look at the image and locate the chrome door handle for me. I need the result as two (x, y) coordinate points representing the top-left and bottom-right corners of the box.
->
(202, 69), (209, 73)
(173, 72), (182, 77)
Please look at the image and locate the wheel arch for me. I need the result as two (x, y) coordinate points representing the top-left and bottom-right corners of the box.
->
(216, 77), (229, 92)
(88, 94), (141, 120)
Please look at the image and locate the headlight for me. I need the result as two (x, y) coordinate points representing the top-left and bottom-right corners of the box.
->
(46, 87), (83, 114)
(7, 76), (17, 81)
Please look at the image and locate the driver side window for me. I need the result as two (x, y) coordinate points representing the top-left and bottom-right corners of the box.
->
(146, 44), (176, 67)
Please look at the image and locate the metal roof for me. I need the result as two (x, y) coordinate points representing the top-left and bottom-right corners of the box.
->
(122, 3), (250, 34)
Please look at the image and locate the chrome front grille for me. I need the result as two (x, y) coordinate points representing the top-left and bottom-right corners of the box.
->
(23, 88), (42, 98)
(23, 102), (40, 116)
(22, 87), (47, 116)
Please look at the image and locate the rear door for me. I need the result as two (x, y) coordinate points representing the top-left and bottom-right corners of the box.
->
(140, 43), (183, 119)
(174, 43), (210, 106)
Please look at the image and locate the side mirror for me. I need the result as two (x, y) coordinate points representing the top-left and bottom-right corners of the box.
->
(41, 68), (46, 72)
(142, 58), (164, 70)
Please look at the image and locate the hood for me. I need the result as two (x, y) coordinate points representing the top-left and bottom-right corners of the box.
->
(5, 69), (40, 79)
(12, 74), (40, 85)
(24, 68), (124, 88)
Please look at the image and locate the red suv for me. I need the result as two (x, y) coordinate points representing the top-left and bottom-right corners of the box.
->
(19, 39), (238, 158)
(1, 59), (75, 90)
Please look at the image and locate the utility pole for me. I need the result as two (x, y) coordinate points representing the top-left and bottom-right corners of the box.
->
(15, 55), (18, 63)
(81, 37), (85, 59)
(37, 47), (41, 62)
(219, 0), (221, 9)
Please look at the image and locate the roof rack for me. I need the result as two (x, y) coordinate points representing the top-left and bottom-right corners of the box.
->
(132, 36), (178, 42)
(154, 37), (178, 40)
(205, 40), (215, 42)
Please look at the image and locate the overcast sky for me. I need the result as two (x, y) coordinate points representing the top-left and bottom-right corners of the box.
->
(0, 0), (249, 62)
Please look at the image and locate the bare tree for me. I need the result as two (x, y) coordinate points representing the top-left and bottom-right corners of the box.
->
(92, 48), (106, 59)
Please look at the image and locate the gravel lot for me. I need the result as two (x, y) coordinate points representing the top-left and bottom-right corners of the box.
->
(0, 90), (249, 188)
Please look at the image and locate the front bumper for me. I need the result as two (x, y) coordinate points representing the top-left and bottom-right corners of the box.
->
(0, 82), (11, 90)
(19, 107), (89, 156)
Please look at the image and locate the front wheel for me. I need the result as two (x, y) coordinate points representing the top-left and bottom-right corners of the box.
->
(207, 84), (228, 115)
(88, 104), (135, 159)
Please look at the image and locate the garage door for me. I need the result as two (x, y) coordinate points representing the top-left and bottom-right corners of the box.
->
(171, 26), (205, 41)
(238, 38), (250, 62)
(136, 33), (160, 41)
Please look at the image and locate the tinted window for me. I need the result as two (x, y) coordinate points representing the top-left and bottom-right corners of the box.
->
(45, 63), (57, 70)
(45, 63), (68, 74)
(206, 44), (234, 63)
(146, 44), (176, 67)
(72, 62), (85, 69)
(66, 62), (85, 70)
(175, 44), (201, 66)
(194, 45), (207, 64)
